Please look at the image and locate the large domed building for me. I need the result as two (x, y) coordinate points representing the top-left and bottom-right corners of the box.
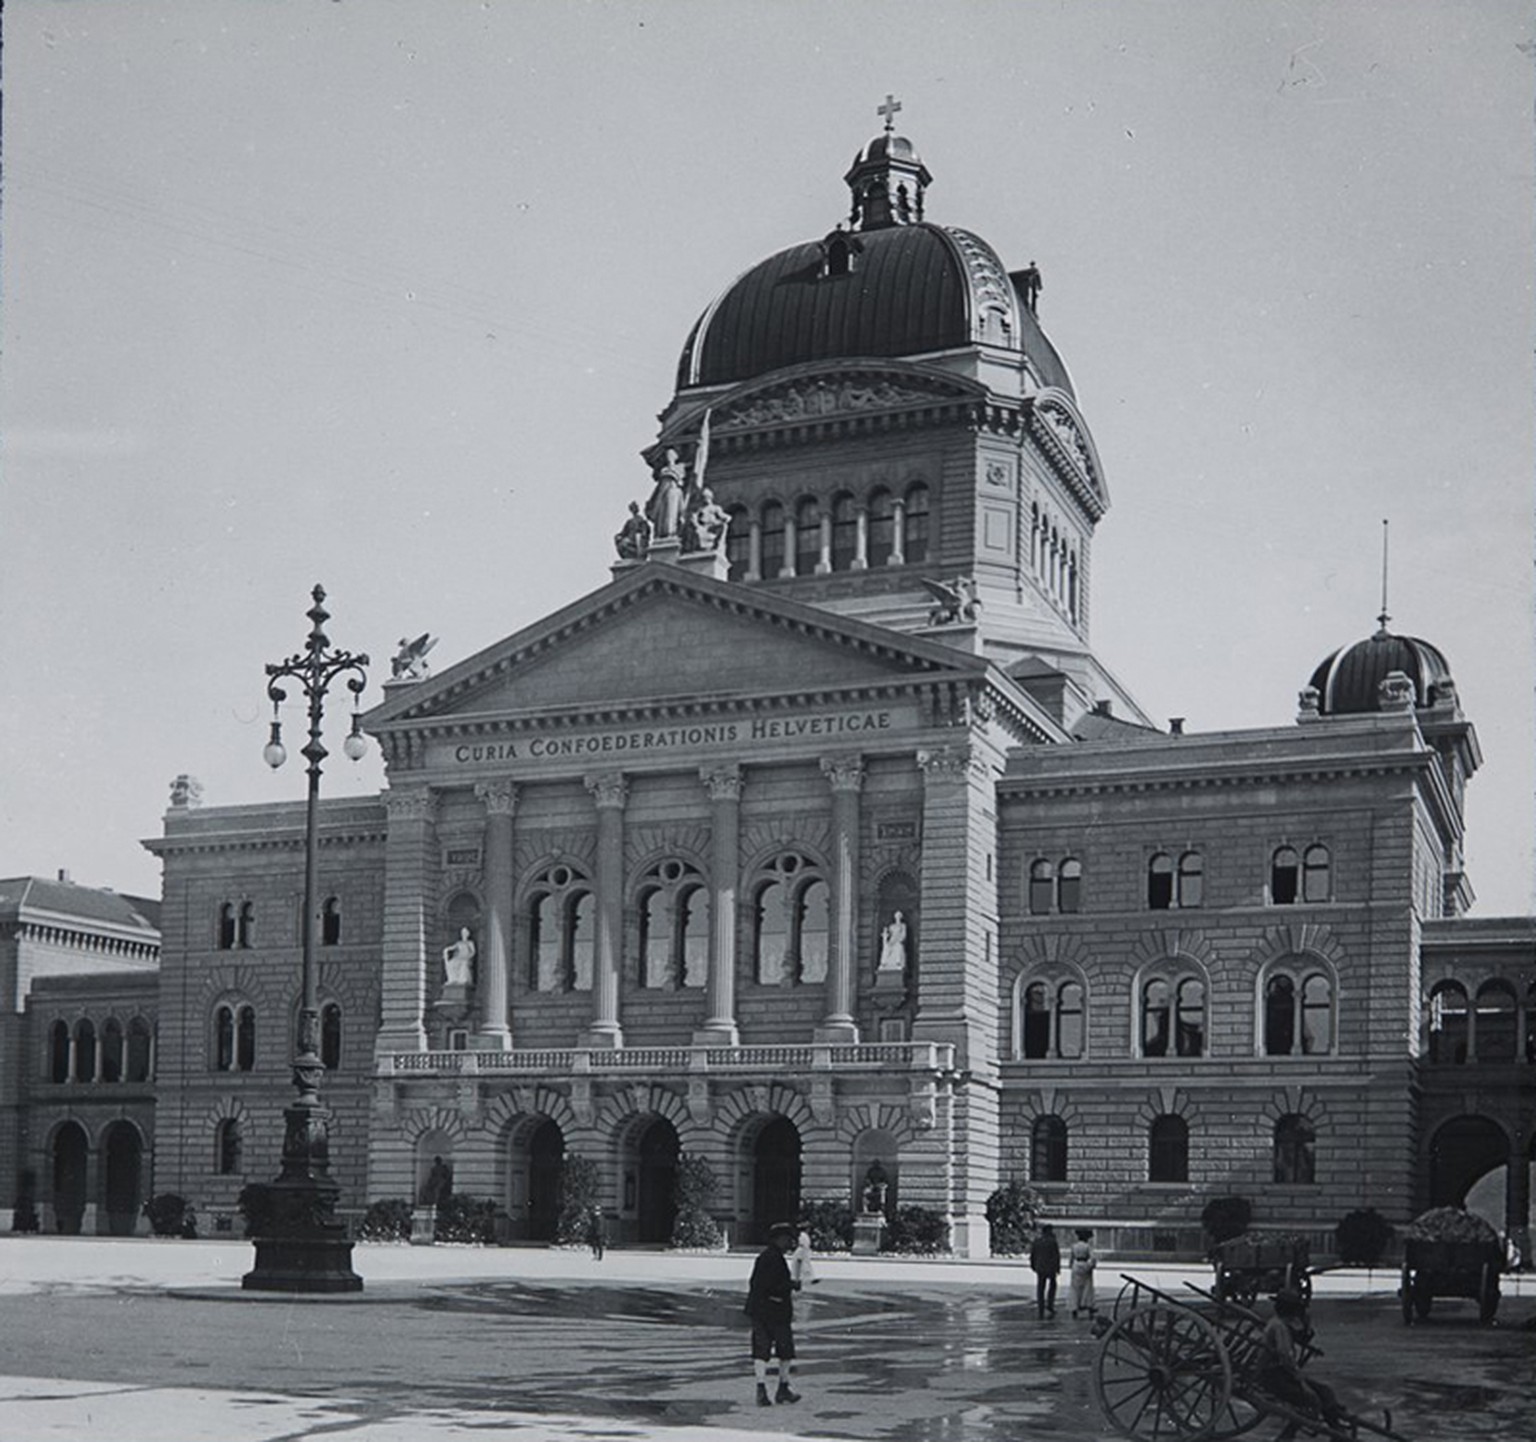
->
(11, 114), (1530, 1265)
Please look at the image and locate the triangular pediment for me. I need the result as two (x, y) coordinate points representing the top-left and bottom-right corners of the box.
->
(365, 564), (994, 731)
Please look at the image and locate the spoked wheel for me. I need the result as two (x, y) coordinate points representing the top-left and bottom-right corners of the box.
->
(1093, 1302), (1234, 1442)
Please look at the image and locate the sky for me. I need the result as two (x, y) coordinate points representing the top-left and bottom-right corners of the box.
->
(1, 0), (1532, 914)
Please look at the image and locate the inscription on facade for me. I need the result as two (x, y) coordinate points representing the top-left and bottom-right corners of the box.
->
(445, 707), (907, 768)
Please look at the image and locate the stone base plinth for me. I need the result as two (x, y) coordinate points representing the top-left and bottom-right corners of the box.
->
(852, 1214), (886, 1255)
(410, 1207), (437, 1245)
(243, 1234), (363, 1293)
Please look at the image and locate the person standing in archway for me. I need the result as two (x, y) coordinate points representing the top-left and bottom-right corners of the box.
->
(745, 1221), (802, 1406)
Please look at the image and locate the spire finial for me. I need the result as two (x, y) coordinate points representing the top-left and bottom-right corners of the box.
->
(1376, 518), (1391, 635)
(877, 93), (903, 134)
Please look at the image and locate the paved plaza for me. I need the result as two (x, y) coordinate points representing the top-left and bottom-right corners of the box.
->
(0, 1238), (1530, 1442)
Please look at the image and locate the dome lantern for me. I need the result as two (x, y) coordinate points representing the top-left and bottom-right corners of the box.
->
(844, 95), (932, 231)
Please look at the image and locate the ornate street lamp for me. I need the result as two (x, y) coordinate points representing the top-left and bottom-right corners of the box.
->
(242, 584), (368, 1293)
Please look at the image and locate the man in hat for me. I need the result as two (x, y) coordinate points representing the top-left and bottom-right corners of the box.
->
(1257, 1288), (1345, 1438)
(745, 1220), (802, 1406)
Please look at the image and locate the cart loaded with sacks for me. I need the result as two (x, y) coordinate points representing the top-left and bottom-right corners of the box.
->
(1398, 1207), (1502, 1326)
(1092, 1274), (1410, 1442)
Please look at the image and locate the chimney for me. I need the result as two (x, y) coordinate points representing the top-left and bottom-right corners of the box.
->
(57, 868), (72, 884)
(1169, 718), (1185, 736)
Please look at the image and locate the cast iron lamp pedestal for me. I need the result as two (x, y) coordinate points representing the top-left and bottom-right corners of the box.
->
(241, 584), (368, 1293)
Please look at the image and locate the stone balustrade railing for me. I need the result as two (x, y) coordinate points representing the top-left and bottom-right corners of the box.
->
(378, 1040), (955, 1077)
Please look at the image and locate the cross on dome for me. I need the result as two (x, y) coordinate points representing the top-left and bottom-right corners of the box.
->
(878, 94), (902, 133)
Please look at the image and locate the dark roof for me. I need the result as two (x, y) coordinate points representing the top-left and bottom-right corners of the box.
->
(1308, 628), (1453, 715)
(0, 877), (161, 933)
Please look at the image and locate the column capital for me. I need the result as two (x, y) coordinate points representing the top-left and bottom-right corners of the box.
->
(584, 772), (629, 810)
(916, 745), (984, 784)
(700, 764), (744, 803)
(474, 779), (518, 817)
(820, 754), (866, 794)
(384, 785), (437, 823)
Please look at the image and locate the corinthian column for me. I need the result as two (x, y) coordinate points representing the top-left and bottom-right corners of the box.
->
(817, 754), (864, 1043)
(376, 786), (437, 1056)
(697, 765), (743, 1045)
(583, 772), (628, 1049)
(473, 779), (516, 1050)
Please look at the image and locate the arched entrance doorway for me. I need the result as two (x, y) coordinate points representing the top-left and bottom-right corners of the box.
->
(751, 1116), (802, 1243)
(636, 1117), (679, 1244)
(1430, 1115), (1509, 1208)
(527, 1118), (564, 1242)
(102, 1121), (143, 1236)
(52, 1122), (88, 1235)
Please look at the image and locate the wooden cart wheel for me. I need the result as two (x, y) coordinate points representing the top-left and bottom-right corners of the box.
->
(1412, 1276), (1433, 1321)
(1477, 1263), (1499, 1325)
(1093, 1302), (1234, 1442)
(1399, 1267), (1414, 1325)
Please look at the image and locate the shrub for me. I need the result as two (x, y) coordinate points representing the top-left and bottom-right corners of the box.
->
(1201, 1195), (1252, 1253)
(800, 1197), (854, 1252)
(670, 1153), (724, 1249)
(883, 1203), (950, 1255)
(144, 1192), (198, 1238)
(358, 1197), (413, 1243)
(435, 1192), (497, 1245)
(986, 1180), (1043, 1256)
(1335, 1208), (1395, 1266)
(556, 1154), (601, 1244)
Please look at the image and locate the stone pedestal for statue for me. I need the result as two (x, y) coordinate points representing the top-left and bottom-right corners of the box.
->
(852, 1212), (886, 1255)
(411, 1206), (437, 1245)
(434, 983), (470, 1012)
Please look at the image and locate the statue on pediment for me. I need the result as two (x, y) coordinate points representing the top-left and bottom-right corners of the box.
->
(921, 575), (980, 626)
(392, 633), (438, 682)
(614, 500), (652, 560)
(684, 486), (729, 553)
(647, 448), (688, 539)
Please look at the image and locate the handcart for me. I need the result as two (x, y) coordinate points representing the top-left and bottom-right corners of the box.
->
(1210, 1232), (1312, 1308)
(1092, 1274), (1410, 1442)
(1399, 1236), (1500, 1325)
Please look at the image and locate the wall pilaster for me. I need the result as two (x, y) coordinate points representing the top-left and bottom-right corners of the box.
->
(375, 786), (437, 1056)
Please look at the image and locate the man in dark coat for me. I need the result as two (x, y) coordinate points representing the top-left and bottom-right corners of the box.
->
(746, 1220), (802, 1405)
(1029, 1222), (1061, 1318)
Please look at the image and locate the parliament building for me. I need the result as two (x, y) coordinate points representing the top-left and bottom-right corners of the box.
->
(8, 120), (1533, 1259)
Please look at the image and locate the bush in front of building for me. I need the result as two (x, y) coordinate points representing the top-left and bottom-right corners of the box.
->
(1334, 1207), (1396, 1267)
(144, 1192), (198, 1238)
(357, 1197), (413, 1243)
(883, 1203), (950, 1255)
(435, 1192), (497, 1245)
(1200, 1195), (1252, 1254)
(556, 1154), (601, 1244)
(985, 1179), (1043, 1256)
(800, 1197), (854, 1251)
(670, 1152), (724, 1249)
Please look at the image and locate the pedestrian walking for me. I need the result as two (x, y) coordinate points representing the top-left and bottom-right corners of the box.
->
(1068, 1227), (1097, 1318)
(585, 1206), (606, 1261)
(1029, 1222), (1060, 1318)
(791, 1223), (818, 1288)
(745, 1220), (802, 1406)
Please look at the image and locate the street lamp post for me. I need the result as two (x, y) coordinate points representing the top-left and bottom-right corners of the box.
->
(242, 584), (368, 1293)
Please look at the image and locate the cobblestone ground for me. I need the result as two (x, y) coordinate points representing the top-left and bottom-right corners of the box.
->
(0, 1257), (1530, 1442)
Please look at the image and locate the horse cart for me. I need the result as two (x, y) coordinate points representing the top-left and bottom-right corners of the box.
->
(1399, 1236), (1501, 1325)
(1093, 1275), (1409, 1442)
(1210, 1232), (1311, 1307)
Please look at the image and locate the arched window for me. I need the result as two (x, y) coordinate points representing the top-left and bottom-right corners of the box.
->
(824, 231), (853, 277)
(795, 497), (821, 575)
(236, 1005), (256, 1071)
(1271, 847), (1300, 905)
(638, 860), (709, 989)
(753, 853), (827, 985)
(1302, 845), (1331, 903)
(1018, 977), (1087, 1061)
(1475, 980), (1517, 1062)
(902, 483), (930, 564)
(101, 1019), (124, 1083)
(1142, 972), (1205, 1057)
(218, 902), (237, 950)
(1273, 1114), (1316, 1185)
(73, 1019), (97, 1082)
(237, 902), (255, 950)
(1149, 1115), (1189, 1183)
(49, 1020), (70, 1083)
(867, 488), (895, 567)
(1177, 852), (1204, 908)
(216, 1118), (244, 1176)
(1022, 982), (1051, 1058)
(1427, 981), (1469, 1063)
(528, 864), (594, 992)
(1058, 858), (1083, 914)
(760, 502), (786, 578)
(215, 1005), (235, 1071)
(321, 896), (342, 946)
(726, 506), (751, 581)
(1175, 978), (1206, 1056)
(1147, 853), (1174, 910)
(1031, 1115), (1068, 1183)
(126, 1018), (153, 1081)
(1265, 967), (1334, 1056)
(321, 1002), (343, 1070)
(1057, 981), (1085, 1059)
(831, 492), (858, 571)
(1028, 859), (1055, 915)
